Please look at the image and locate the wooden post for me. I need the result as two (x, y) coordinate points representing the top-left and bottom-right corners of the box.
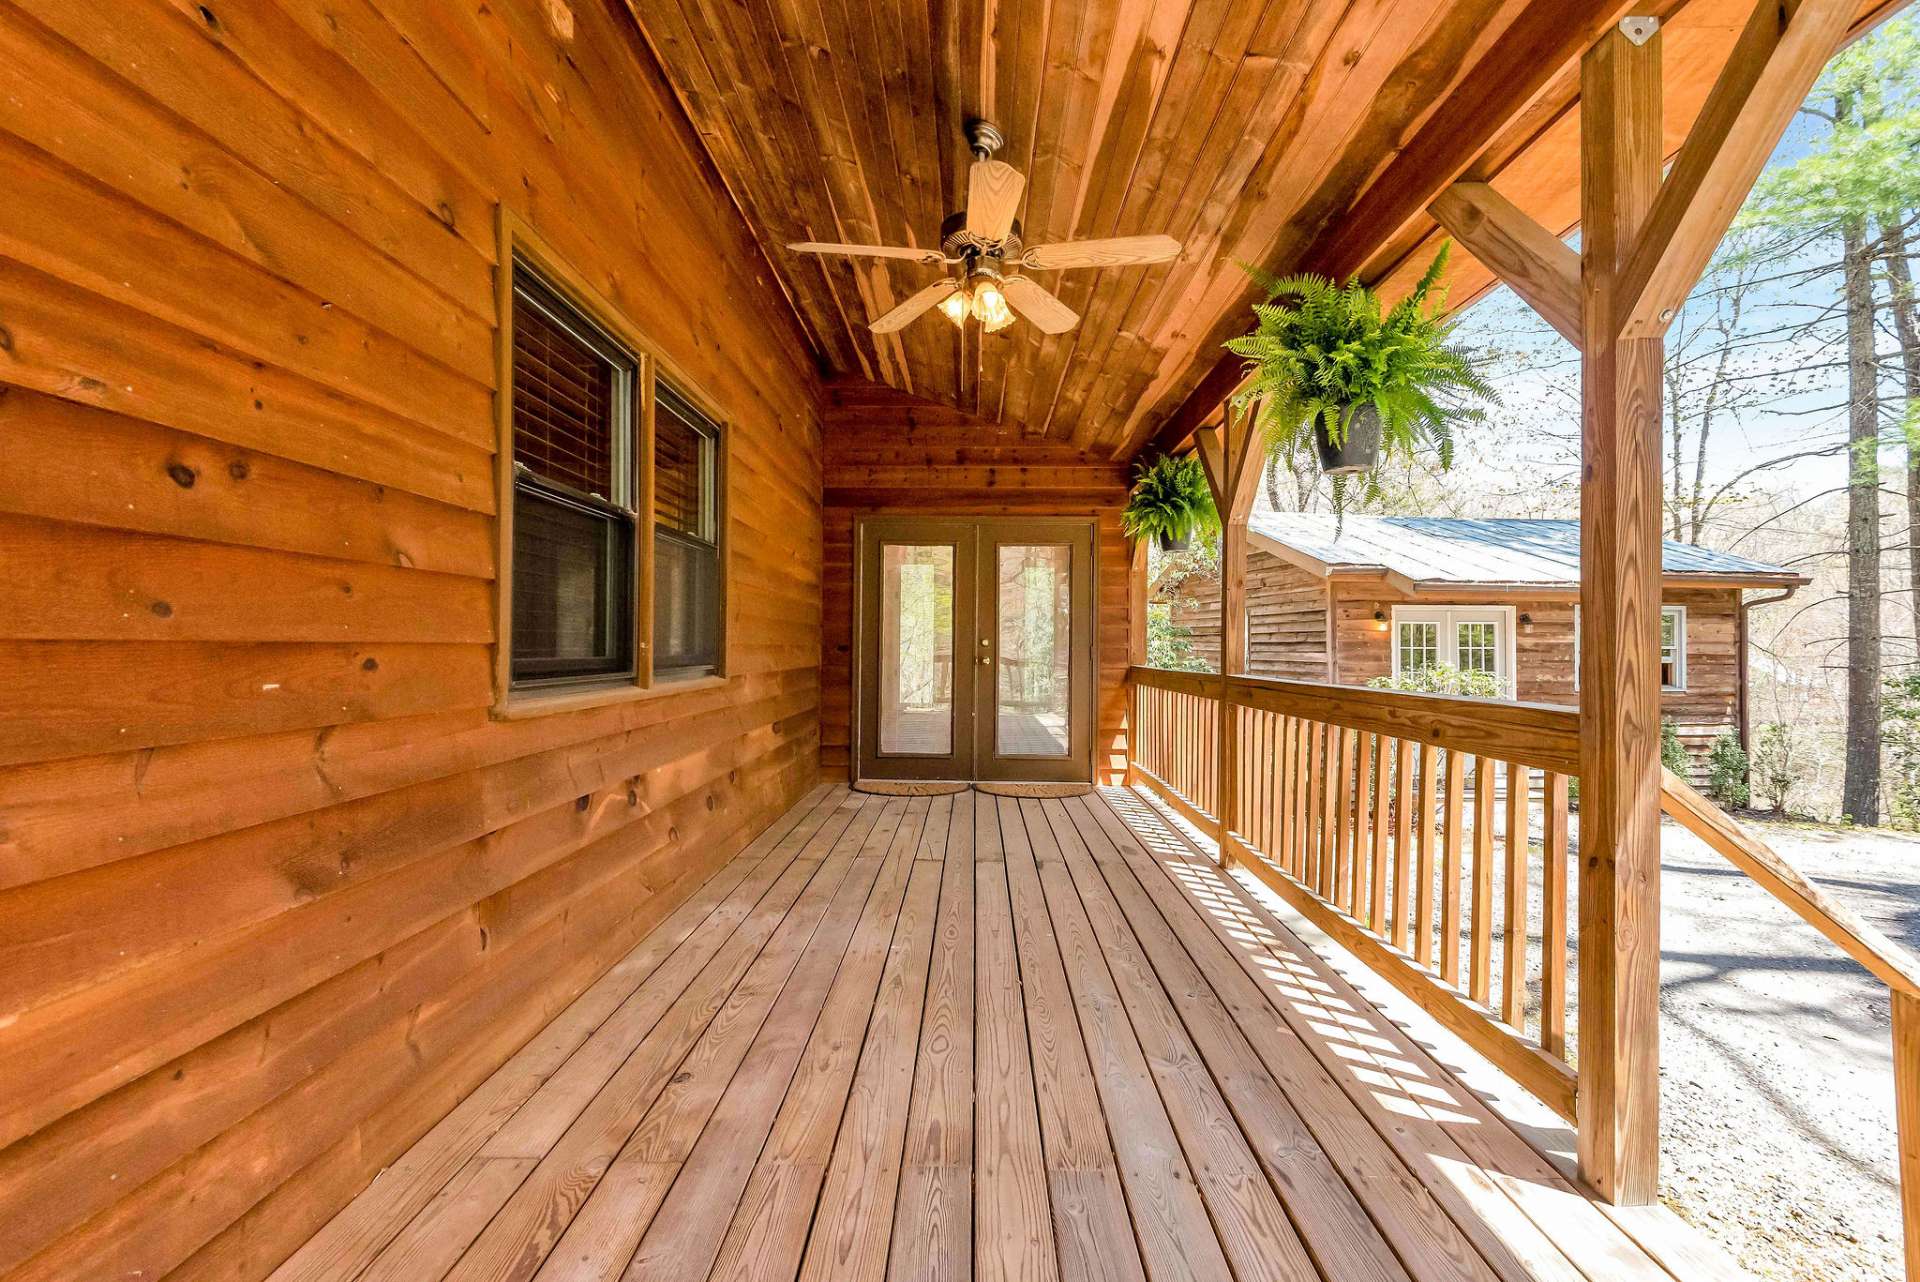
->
(1196, 405), (1262, 865)
(1577, 18), (1664, 1206)
(1896, 991), (1920, 1282)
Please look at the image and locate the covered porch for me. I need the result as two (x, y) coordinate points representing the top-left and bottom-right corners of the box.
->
(4, 0), (1919, 1278)
(274, 785), (1730, 1282)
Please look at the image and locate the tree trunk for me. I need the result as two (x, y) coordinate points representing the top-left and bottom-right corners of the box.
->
(1879, 211), (1920, 651)
(1842, 196), (1884, 826)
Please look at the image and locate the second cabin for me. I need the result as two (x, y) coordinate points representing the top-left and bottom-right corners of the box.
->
(1162, 515), (1808, 766)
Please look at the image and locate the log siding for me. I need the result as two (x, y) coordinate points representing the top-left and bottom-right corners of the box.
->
(0, 4), (823, 1278)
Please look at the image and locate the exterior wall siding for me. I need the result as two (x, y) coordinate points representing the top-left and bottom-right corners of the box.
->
(0, 4), (822, 1278)
(1172, 551), (1745, 769)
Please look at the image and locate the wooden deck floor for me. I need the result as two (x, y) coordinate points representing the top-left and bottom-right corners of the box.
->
(273, 785), (1744, 1282)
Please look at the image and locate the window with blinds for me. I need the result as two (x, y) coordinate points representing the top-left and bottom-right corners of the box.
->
(508, 261), (638, 687)
(654, 382), (722, 676)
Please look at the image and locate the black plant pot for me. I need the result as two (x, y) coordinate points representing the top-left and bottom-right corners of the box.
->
(1315, 403), (1383, 476)
(1157, 530), (1190, 553)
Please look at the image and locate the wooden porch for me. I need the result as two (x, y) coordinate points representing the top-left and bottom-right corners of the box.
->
(275, 784), (1738, 1282)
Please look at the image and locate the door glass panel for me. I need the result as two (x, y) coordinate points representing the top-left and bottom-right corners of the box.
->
(996, 545), (1071, 756)
(879, 544), (955, 755)
(1456, 621), (1499, 676)
(1397, 621), (1439, 673)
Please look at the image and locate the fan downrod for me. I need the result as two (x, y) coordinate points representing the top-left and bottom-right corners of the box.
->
(966, 119), (1005, 161)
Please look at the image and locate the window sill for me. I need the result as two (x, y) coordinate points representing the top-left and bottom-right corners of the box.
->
(493, 672), (729, 720)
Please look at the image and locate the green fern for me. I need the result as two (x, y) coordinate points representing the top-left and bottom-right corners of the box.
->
(1223, 243), (1495, 511)
(1121, 454), (1217, 545)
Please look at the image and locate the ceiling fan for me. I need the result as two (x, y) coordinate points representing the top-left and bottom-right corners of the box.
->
(787, 121), (1182, 336)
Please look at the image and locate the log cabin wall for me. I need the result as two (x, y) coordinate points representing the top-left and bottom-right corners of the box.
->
(1165, 555), (1332, 681)
(1173, 553), (1744, 768)
(0, 3), (823, 1279)
(821, 380), (1133, 783)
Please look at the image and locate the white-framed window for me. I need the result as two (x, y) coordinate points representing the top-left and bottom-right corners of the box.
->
(1390, 605), (1516, 696)
(1660, 604), (1686, 690)
(1573, 603), (1686, 691)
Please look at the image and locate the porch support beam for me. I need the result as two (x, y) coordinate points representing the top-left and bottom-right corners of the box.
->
(1614, 0), (1855, 339)
(1195, 402), (1263, 864)
(1576, 19), (1665, 1207)
(1429, 184), (1583, 346)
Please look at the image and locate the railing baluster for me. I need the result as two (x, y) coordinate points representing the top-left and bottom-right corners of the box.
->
(1335, 727), (1356, 911)
(1369, 737), (1392, 933)
(1471, 754), (1495, 1007)
(1504, 762), (1531, 1028)
(1543, 771), (1570, 1057)
(1414, 743), (1438, 966)
(1352, 734), (1374, 917)
(1122, 667), (1591, 1129)
(1441, 751), (1466, 987)
(1294, 717), (1311, 876)
(1392, 739), (1414, 951)
(1895, 992), (1919, 1282)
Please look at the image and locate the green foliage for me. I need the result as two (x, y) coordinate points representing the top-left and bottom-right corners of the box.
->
(1750, 721), (1807, 816)
(1738, 14), (1920, 235)
(1122, 454), (1217, 546)
(1223, 243), (1496, 511)
(1660, 718), (1690, 775)
(1705, 734), (1751, 809)
(1145, 605), (1211, 674)
(1884, 672), (1920, 829)
(1364, 663), (1501, 700)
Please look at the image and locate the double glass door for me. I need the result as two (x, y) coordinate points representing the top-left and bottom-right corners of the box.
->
(856, 517), (1095, 783)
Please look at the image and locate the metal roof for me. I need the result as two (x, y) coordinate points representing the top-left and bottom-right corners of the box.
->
(1245, 514), (1803, 586)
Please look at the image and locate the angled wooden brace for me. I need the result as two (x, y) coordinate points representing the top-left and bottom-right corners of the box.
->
(1614, 0), (1855, 338)
(1429, 183), (1583, 346)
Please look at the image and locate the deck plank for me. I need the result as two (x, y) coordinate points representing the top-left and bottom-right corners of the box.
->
(707, 799), (935, 1282)
(1000, 798), (1145, 1282)
(794, 823), (942, 1281)
(1107, 786), (1713, 1282)
(630, 798), (930, 1282)
(265, 786), (842, 1282)
(890, 794), (974, 1282)
(1029, 802), (1234, 1282)
(973, 795), (1061, 1282)
(1043, 798), (1322, 1282)
(280, 787), (1751, 1282)
(416, 800), (883, 1281)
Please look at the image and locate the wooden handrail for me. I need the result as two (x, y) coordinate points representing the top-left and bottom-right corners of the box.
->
(1658, 769), (1920, 999)
(1128, 666), (1581, 773)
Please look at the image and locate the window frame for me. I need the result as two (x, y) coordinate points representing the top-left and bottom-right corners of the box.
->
(1389, 604), (1517, 697)
(493, 209), (730, 717)
(650, 378), (729, 683)
(1573, 602), (1686, 692)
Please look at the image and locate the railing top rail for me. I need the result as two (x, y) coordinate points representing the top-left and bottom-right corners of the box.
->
(1660, 769), (1920, 1000)
(1127, 666), (1581, 775)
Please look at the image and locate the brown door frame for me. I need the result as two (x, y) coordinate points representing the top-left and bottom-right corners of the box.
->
(852, 515), (1097, 784)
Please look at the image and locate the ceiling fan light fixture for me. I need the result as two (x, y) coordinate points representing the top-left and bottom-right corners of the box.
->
(938, 286), (970, 328)
(970, 280), (1012, 328)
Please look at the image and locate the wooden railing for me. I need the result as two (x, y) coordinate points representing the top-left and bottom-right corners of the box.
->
(1659, 768), (1920, 1278)
(1128, 666), (1580, 1119)
(1126, 665), (1920, 1276)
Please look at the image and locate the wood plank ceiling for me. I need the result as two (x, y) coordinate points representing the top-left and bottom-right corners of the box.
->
(625, 0), (1899, 459)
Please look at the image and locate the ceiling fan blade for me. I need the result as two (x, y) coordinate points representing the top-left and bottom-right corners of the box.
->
(966, 159), (1025, 241)
(1019, 234), (1182, 270)
(1001, 276), (1079, 334)
(871, 278), (959, 333)
(789, 241), (946, 265)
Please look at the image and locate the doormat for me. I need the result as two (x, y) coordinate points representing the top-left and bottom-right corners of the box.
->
(852, 779), (969, 796)
(973, 782), (1092, 798)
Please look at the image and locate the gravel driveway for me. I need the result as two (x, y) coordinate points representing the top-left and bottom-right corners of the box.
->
(1653, 816), (1917, 1281)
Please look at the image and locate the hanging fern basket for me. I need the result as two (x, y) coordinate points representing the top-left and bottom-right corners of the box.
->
(1157, 529), (1189, 553)
(1316, 404), (1383, 476)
